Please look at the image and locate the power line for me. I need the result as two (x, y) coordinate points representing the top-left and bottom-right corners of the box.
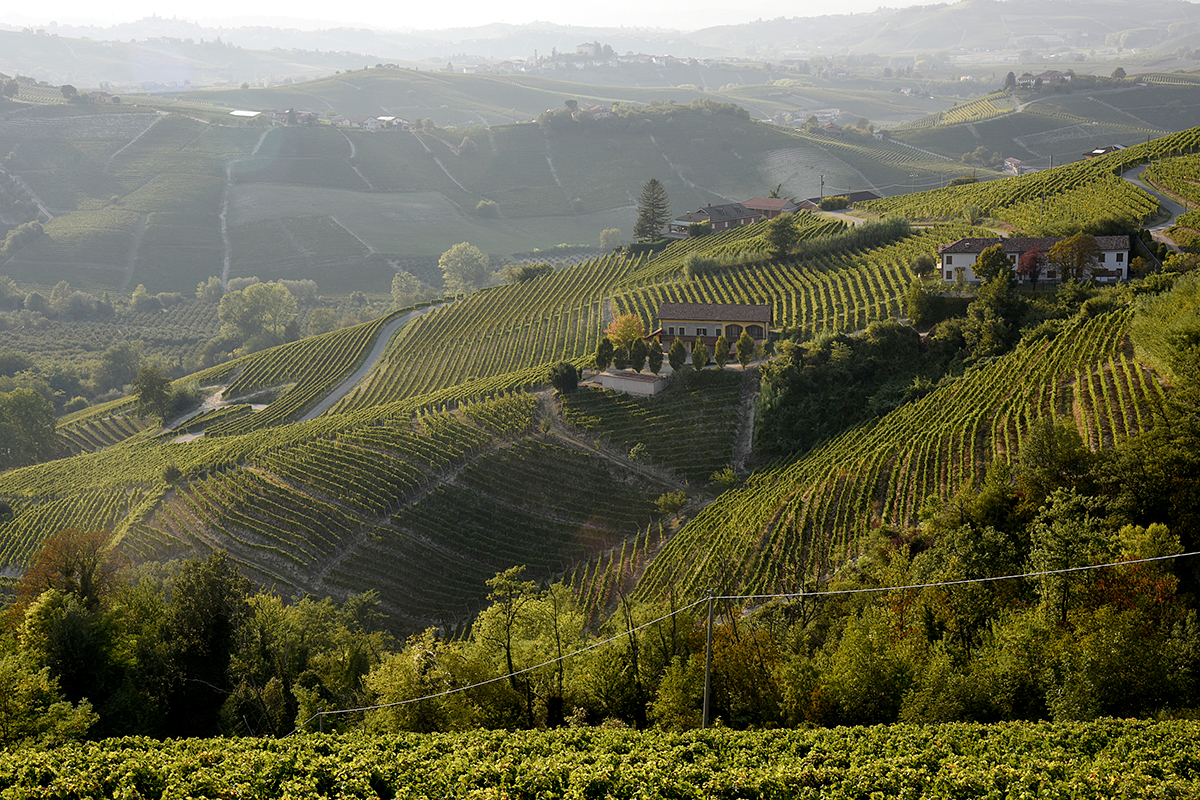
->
(289, 549), (1200, 734)
(287, 596), (709, 735)
(722, 549), (1200, 602)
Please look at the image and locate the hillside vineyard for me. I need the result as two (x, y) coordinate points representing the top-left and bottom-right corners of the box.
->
(3, 65), (1200, 777)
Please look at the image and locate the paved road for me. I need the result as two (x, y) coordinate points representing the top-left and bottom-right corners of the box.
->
(1122, 164), (1190, 229)
(299, 304), (443, 422)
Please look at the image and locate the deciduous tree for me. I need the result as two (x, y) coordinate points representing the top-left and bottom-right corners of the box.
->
(1017, 247), (1047, 289)
(606, 314), (648, 349)
(764, 214), (797, 258)
(974, 244), (1014, 283)
(1048, 233), (1101, 282)
(133, 365), (174, 421)
(391, 271), (421, 308)
(439, 242), (491, 293)
(0, 387), (57, 469)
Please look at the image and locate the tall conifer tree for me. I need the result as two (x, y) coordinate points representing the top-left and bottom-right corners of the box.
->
(634, 178), (671, 241)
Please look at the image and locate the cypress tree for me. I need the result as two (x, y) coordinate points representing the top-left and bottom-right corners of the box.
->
(629, 338), (648, 372)
(714, 334), (730, 369)
(596, 337), (614, 370)
(668, 337), (687, 372)
(647, 339), (664, 374)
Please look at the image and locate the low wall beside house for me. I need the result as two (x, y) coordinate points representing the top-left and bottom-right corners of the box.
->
(597, 370), (668, 396)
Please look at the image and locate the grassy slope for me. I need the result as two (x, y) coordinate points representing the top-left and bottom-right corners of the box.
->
(891, 83), (1200, 166)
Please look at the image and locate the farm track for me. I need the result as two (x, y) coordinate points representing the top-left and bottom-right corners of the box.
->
(537, 391), (686, 493)
(120, 213), (148, 292)
(339, 130), (374, 190)
(410, 130), (472, 206)
(105, 114), (162, 173)
(649, 133), (735, 202)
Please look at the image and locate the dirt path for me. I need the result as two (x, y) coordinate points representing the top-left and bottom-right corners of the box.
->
(535, 390), (687, 491)
(339, 130), (374, 190)
(105, 114), (162, 173)
(119, 212), (149, 292)
(410, 130), (472, 199)
(218, 160), (242, 286)
(731, 367), (759, 477)
(2, 169), (55, 220)
(649, 133), (735, 202)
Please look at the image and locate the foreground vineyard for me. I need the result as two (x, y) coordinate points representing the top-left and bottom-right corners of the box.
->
(637, 308), (1160, 600)
(4, 721), (1199, 798)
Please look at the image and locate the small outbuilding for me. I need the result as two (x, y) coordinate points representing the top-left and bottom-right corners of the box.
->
(597, 370), (668, 396)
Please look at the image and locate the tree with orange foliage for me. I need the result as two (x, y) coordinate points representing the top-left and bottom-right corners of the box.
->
(605, 313), (648, 350)
(9, 528), (113, 620)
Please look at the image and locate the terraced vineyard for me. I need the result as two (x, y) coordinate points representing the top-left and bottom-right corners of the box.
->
(782, 128), (977, 190)
(894, 90), (1018, 130)
(623, 213), (847, 284)
(334, 254), (641, 411)
(615, 226), (979, 336)
(58, 412), (155, 455)
(112, 391), (675, 626)
(0, 298), (221, 373)
(634, 308), (1161, 601)
(860, 125), (1200, 227)
(562, 368), (745, 483)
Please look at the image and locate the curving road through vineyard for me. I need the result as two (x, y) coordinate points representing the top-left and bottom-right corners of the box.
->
(1122, 164), (1189, 229)
(299, 303), (445, 421)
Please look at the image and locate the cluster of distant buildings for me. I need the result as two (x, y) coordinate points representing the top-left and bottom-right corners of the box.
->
(1016, 69), (1074, 88)
(228, 108), (416, 129)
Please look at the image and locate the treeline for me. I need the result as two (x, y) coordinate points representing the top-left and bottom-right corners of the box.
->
(1, 544), (391, 744)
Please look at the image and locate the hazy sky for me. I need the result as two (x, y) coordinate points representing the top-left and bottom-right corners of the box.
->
(6, 0), (890, 33)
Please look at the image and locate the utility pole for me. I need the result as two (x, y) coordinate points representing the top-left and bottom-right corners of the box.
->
(819, 175), (824, 202)
(702, 589), (714, 729)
